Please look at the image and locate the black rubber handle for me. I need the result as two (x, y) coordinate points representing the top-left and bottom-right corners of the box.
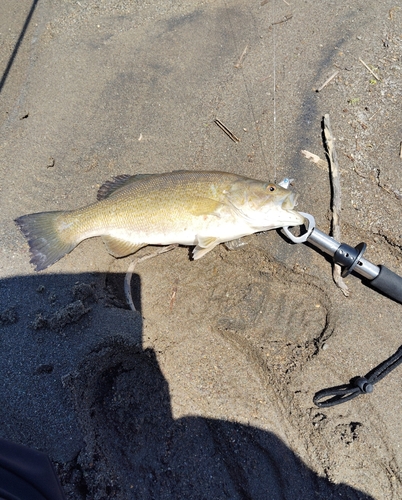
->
(369, 265), (402, 304)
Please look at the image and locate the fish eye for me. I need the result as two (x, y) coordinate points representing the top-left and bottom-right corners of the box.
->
(267, 184), (276, 192)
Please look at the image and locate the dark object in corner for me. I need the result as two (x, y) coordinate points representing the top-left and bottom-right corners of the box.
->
(0, 438), (66, 500)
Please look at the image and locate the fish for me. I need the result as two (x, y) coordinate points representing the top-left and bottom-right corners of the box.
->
(15, 170), (305, 271)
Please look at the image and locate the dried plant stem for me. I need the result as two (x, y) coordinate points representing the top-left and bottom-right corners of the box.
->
(272, 13), (293, 25)
(315, 70), (339, 92)
(234, 45), (248, 68)
(125, 245), (178, 312)
(359, 57), (381, 81)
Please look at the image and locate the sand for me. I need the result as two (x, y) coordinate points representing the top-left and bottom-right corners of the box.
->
(1, 0), (402, 498)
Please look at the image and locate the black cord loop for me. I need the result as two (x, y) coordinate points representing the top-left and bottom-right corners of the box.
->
(314, 345), (402, 407)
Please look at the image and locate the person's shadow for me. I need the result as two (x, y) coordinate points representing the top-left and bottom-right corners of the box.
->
(0, 271), (372, 499)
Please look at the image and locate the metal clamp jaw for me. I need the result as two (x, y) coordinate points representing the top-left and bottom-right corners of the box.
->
(281, 212), (402, 304)
(281, 213), (379, 280)
(282, 212), (315, 243)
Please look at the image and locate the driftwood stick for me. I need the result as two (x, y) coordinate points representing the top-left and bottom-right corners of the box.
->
(323, 114), (349, 296)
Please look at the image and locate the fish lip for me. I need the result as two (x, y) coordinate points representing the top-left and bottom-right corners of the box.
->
(281, 191), (298, 210)
(288, 210), (306, 225)
(280, 192), (305, 225)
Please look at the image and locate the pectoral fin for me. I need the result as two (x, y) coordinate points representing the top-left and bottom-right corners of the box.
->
(102, 236), (146, 257)
(188, 198), (224, 218)
(192, 236), (220, 260)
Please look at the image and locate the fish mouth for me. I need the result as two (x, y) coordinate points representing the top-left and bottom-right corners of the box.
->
(281, 191), (298, 210)
(280, 192), (305, 225)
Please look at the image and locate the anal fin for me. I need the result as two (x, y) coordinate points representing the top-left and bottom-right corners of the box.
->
(102, 236), (146, 258)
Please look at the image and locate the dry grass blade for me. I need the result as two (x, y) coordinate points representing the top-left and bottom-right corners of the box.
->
(272, 13), (293, 25)
(359, 57), (381, 81)
(315, 70), (339, 92)
(234, 45), (248, 68)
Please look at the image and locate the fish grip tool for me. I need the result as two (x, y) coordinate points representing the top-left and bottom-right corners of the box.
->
(282, 213), (402, 407)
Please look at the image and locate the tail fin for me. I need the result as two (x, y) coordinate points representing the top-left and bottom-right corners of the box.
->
(15, 211), (78, 271)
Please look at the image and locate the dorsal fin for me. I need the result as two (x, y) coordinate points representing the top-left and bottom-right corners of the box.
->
(97, 174), (151, 201)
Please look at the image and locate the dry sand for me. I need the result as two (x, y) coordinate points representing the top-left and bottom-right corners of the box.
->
(1, 0), (402, 498)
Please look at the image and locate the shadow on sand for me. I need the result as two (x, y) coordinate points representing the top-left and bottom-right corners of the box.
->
(0, 271), (372, 499)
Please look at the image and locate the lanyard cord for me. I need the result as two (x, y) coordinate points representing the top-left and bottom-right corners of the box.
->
(282, 216), (402, 407)
(313, 345), (402, 407)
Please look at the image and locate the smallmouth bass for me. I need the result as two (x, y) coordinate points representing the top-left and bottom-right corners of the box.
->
(15, 170), (305, 271)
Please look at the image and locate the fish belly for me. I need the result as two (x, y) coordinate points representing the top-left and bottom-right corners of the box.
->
(101, 212), (253, 247)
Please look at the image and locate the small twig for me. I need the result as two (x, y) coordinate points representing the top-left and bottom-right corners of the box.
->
(359, 58), (381, 81)
(301, 150), (328, 171)
(379, 182), (402, 201)
(315, 71), (339, 92)
(124, 245), (178, 312)
(368, 109), (380, 121)
(272, 13), (293, 25)
(169, 280), (179, 310)
(323, 114), (349, 297)
(399, 141), (402, 159)
(214, 119), (240, 143)
(234, 45), (249, 68)
(301, 149), (347, 174)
